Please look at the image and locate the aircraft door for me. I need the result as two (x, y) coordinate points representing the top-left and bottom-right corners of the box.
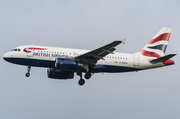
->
(27, 47), (33, 57)
(133, 55), (139, 66)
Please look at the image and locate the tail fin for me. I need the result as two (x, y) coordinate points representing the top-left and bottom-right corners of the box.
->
(140, 28), (172, 58)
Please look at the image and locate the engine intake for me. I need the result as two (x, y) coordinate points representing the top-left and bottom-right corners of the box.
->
(47, 68), (74, 79)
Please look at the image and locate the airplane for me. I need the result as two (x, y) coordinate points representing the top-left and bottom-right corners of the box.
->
(3, 28), (176, 86)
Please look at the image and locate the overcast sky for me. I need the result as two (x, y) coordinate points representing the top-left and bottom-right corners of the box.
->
(0, 0), (180, 119)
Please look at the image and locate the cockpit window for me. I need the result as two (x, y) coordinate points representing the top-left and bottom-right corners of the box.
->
(11, 49), (20, 51)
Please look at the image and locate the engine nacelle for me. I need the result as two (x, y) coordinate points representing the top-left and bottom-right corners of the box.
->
(47, 68), (74, 79)
(55, 58), (83, 69)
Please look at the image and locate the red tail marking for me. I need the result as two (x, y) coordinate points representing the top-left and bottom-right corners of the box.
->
(148, 33), (171, 44)
(140, 49), (161, 58)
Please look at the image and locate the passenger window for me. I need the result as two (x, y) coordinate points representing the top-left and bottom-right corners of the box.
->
(18, 49), (20, 51)
(14, 49), (17, 51)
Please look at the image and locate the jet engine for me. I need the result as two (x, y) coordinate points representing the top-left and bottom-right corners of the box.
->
(47, 68), (74, 79)
(55, 58), (83, 70)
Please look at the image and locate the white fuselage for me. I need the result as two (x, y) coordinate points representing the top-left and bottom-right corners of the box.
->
(2, 28), (175, 85)
(3, 45), (165, 73)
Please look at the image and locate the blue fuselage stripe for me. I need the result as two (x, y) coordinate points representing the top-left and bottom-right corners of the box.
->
(4, 58), (141, 73)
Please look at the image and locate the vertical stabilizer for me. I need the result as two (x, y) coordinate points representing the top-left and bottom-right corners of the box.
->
(140, 28), (172, 58)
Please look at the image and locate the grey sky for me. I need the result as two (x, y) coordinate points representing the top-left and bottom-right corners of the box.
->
(0, 0), (180, 119)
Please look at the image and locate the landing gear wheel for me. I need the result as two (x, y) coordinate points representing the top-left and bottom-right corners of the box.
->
(85, 72), (91, 79)
(25, 66), (31, 77)
(78, 79), (85, 86)
(26, 73), (30, 77)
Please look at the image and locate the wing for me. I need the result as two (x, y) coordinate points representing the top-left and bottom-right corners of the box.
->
(75, 39), (126, 66)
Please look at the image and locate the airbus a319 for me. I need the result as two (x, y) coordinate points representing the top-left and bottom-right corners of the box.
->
(3, 28), (176, 86)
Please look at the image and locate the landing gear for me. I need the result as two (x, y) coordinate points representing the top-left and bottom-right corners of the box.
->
(77, 72), (85, 86)
(77, 72), (92, 86)
(25, 66), (31, 77)
(85, 72), (91, 79)
(78, 79), (85, 86)
(26, 73), (30, 77)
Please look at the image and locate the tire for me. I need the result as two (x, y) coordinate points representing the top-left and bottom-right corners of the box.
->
(85, 72), (91, 79)
(78, 79), (85, 86)
(26, 73), (30, 77)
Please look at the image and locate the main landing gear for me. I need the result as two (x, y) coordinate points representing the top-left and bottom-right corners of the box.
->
(77, 72), (85, 86)
(77, 72), (92, 86)
(78, 78), (85, 86)
(25, 66), (31, 77)
(85, 72), (91, 79)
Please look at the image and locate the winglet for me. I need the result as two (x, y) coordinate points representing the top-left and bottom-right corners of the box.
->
(122, 38), (127, 44)
(121, 38), (127, 42)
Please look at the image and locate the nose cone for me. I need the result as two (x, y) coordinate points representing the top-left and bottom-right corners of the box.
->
(3, 52), (11, 62)
(3, 52), (19, 64)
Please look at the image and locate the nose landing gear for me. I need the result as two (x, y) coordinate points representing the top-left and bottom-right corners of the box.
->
(25, 66), (31, 77)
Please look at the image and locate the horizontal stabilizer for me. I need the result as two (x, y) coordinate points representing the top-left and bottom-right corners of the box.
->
(150, 54), (176, 63)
